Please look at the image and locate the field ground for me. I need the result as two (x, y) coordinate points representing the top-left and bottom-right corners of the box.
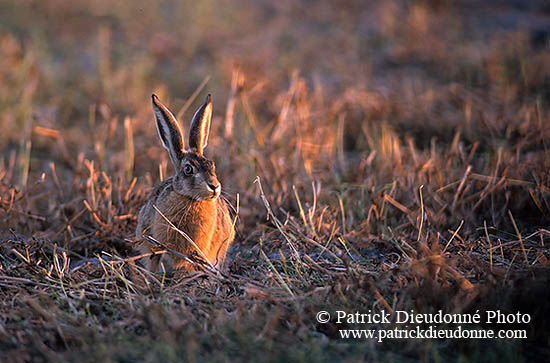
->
(1, 0), (550, 361)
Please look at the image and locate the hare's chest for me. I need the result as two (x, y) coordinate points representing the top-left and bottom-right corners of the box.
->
(153, 194), (217, 245)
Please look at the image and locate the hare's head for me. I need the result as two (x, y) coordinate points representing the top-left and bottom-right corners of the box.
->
(152, 94), (221, 201)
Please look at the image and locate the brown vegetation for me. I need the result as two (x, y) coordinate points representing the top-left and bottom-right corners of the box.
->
(0, 0), (549, 361)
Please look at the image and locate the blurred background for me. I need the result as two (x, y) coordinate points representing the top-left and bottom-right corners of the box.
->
(2, 0), (549, 173)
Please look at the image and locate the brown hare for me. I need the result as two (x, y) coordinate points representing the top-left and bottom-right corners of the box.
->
(136, 94), (233, 273)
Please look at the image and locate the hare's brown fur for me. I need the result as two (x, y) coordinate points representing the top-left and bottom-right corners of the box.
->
(137, 176), (233, 272)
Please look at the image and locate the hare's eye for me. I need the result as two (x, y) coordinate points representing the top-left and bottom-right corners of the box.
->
(183, 164), (193, 175)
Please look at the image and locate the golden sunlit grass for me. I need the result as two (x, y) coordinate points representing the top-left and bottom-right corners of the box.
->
(1, 0), (549, 361)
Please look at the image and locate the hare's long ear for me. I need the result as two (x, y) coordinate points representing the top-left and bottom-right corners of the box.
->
(189, 94), (212, 154)
(152, 94), (184, 166)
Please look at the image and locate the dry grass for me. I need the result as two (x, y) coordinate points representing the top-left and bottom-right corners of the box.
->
(1, 0), (550, 361)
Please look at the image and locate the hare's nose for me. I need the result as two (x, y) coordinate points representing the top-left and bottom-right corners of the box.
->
(207, 182), (220, 194)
